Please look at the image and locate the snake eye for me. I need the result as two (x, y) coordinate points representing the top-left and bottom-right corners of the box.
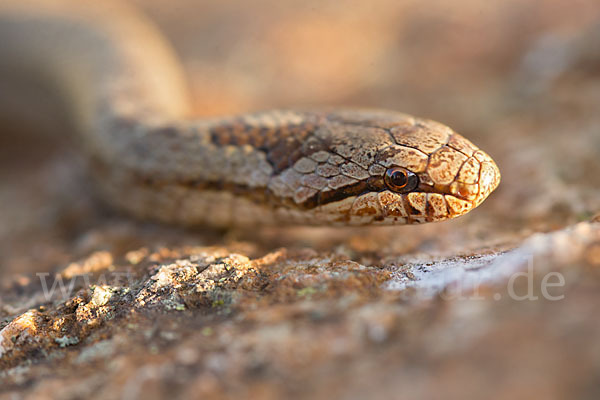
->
(384, 167), (419, 193)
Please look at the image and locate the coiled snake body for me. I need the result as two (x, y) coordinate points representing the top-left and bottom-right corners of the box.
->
(0, 1), (500, 227)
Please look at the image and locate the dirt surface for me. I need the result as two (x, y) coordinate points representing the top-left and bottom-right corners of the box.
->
(1, 0), (600, 399)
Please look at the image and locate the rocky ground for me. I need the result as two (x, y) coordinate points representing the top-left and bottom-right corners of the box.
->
(1, 0), (600, 399)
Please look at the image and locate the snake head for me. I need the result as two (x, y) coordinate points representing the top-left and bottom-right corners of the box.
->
(267, 110), (500, 225)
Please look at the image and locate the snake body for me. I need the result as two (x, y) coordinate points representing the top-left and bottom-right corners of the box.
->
(0, 1), (500, 227)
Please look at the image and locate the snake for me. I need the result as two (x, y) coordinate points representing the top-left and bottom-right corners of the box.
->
(0, 0), (500, 228)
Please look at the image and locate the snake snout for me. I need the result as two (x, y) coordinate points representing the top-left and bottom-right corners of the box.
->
(473, 152), (501, 206)
(414, 131), (500, 221)
(447, 148), (500, 207)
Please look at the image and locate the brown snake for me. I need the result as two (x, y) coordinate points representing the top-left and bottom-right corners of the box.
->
(0, 1), (500, 227)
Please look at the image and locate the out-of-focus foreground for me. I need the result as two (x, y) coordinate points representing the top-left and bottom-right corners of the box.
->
(1, 1), (600, 399)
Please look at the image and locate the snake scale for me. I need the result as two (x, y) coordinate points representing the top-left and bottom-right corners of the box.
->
(0, 0), (500, 227)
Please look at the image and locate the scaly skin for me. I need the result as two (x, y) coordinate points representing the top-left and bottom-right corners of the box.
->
(0, 0), (500, 227)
